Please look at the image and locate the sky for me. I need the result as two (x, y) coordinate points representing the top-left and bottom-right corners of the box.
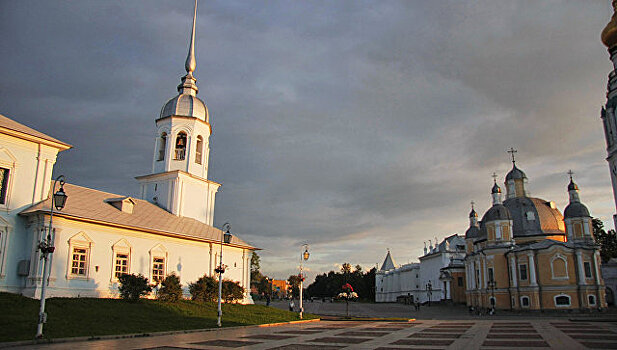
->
(0, 1), (616, 283)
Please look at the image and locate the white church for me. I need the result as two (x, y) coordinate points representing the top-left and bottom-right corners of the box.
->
(0, 4), (256, 302)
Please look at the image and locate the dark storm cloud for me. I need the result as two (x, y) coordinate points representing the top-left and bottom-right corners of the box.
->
(0, 1), (614, 280)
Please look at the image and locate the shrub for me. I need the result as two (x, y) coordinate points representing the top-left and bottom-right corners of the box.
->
(158, 273), (183, 302)
(118, 273), (152, 302)
(188, 275), (217, 302)
(222, 280), (245, 303)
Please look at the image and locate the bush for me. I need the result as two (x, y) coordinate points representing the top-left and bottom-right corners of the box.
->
(188, 275), (217, 302)
(118, 273), (152, 302)
(158, 273), (183, 302)
(222, 280), (245, 303)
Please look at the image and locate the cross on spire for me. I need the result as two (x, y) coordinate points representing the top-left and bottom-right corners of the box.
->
(470, 200), (475, 210)
(508, 147), (518, 164)
(492, 172), (498, 183)
(567, 169), (574, 181)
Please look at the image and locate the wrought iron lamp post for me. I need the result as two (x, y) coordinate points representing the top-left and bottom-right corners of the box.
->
(36, 175), (68, 339)
(426, 280), (433, 307)
(216, 222), (232, 327)
(299, 244), (309, 319)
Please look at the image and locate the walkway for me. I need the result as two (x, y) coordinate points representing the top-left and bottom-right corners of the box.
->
(8, 318), (617, 349)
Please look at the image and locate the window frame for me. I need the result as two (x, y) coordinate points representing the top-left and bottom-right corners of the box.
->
(174, 132), (187, 160)
(554, 294), (571, 307)
(519, 264), (528, 281)
(588, 294), (596, 306)
(550, 254), (569, 280)
(66, 232), (94, 280)
(195, 135), (203, 164)
(520, 296), (530, 308)
(157, 132), (167, 161)
(111, 239), (132, 282)
(583, 261), (592, 279)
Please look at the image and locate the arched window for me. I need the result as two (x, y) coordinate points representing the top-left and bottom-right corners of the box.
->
(520, 296), (530, 307)
(174, 132), (187, 160)
(157, 133), (167, 161)
(588, 295), (596, 306)
(195, 135), (203, 164)
(551, 254), (568, 280)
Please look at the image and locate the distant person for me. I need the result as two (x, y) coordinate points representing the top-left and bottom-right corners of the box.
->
(289, 299), (295, 311)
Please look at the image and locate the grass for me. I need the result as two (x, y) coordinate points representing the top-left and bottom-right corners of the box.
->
(0, 292), (318, 342)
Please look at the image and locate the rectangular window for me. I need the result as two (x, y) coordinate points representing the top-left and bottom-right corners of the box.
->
(0, 168), (9, 204)
(488, 267), (494, 282)
(152, 257), (165, 283)
(115, 253), (129, 278)
(71, 248), (88, 276)
(584, 261), (592, 278)
(519, 264), (528, 281)
(457, 276), (463, 287)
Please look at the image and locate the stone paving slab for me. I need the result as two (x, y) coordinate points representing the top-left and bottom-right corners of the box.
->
(8, 318), (617, 350)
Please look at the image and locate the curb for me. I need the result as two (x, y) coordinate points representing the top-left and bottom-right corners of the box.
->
(0, 318), (321, 349)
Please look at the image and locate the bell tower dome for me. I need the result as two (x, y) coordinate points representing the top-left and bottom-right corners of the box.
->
(136, 0), (220, 225)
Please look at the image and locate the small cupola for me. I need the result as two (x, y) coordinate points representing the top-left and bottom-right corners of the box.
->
(505, 148), (527, 198)
(491, 174), (503, 205)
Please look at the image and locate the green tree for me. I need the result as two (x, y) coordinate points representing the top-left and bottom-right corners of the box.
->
(594, 218), (617, 262)
(250, 252), (263, 284)
(157, 273), (183, 302)
(222, 280), (245, 302)
(341, 263), (352, 274)
(118, 273), (152, 302)
(287, 274), (302, 298)
(188, 274), (217, 302)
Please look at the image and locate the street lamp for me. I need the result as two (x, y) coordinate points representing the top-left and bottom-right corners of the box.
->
(36, 175), (67, 339)
(215, 222), (232, 327)
(299, 244), (309, 319)
(426, 280), (433, 307)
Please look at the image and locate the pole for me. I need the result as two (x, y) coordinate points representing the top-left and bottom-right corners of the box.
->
(217, 235), (223, 327)
(299, 258), (303, 319)
(36, 175), (64, 339)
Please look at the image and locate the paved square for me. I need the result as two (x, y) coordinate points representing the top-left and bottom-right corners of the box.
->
(9, 318), (617, 349)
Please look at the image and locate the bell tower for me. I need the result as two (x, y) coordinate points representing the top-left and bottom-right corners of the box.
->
(136, 0), (220, 225)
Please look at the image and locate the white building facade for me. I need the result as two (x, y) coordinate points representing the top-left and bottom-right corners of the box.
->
(0, 3), (256, 303)
(376, 235), (466, 303)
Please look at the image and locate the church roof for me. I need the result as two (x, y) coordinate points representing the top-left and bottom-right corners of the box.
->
(380, 250), (396, 271)
(0, 114), (71, 150)
(20, 183), (256, 249)
(465, 226), (480, 239)
(503, 196), (565, 237)
(482, 204), (511, 222)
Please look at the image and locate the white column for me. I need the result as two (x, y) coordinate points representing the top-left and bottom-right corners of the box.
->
(466, 263), (471, 290)
(593, 251), (601, 284)
(528, 253), (537, 286)
(576, 250), (586, 285)
(446, 280), (451, 299)
(510, 256), (518, 287)
(471, 261), (477, 289)
(482, 258), (488, 289)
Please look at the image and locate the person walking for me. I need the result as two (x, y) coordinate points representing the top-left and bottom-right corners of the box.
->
(289, 298), (295, 311)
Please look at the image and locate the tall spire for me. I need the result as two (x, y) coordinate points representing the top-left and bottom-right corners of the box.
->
(185, 0), (197, 75)
(177, 0), (199, 96)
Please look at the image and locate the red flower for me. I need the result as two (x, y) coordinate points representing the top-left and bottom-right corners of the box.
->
(342, 283), (354, 292)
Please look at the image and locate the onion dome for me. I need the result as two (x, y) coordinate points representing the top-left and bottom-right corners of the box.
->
(492, 183), (502, 194)
(564, 202), (590, 219)
(567, 179), (579, 191)
(465, 225), (480, 239)
(469, 208), (477, 218)
(602, 1), (617, 49)
(505, 164), (527, 181)
(159, 0), (209, 123)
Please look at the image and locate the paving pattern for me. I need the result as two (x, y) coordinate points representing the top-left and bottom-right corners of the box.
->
(9, 319), (617, 349)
